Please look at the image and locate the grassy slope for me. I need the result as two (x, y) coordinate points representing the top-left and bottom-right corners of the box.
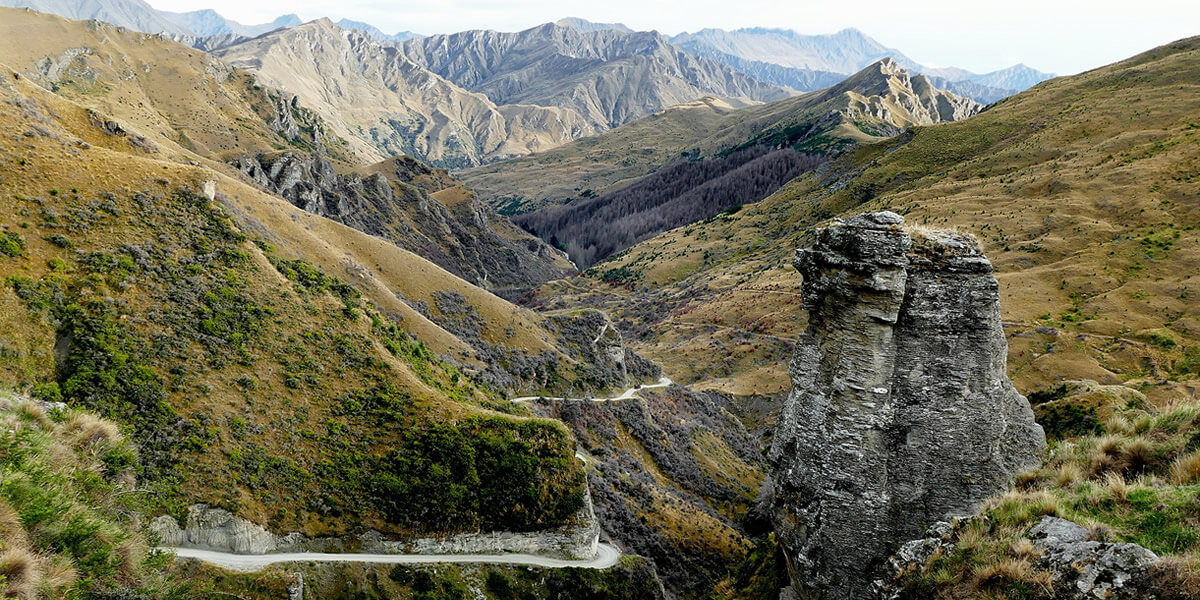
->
(0, 57), (591, 540)
(538, 36), (1200, 405)
(459, 97), (743, 214)
(889, 384), (1200, 600)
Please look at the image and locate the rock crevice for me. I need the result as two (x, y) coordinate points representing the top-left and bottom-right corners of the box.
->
(769, 212), (1045, 599)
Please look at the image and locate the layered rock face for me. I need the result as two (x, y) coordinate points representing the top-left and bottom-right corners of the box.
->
(769, 212), (1045, 599)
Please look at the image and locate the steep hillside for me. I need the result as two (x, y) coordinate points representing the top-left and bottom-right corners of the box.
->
(0, 9), (573, 296)
(463, 59), (981, 215)
(233, 151), (574, 296)
(0, 7), (335, 163)
(529, 36), (1200, 409)
(0, 66), (606, 541)
(215, 19), (594, 167)
(399, 23), (790, 130)
(0, 8), (642, 395)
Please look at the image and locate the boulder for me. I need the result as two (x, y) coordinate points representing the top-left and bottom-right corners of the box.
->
(1030, 516), (1158, 599)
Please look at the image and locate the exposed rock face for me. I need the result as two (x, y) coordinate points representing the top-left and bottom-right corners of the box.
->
(533, 385), (764, 595)
(829, 59), (983, 130)
(214, 19), (596, 167)
(150, 505), (308, 554)
(1029, 516), (1158, 600)
(232, 151), (573, 297)
(151, 492), (601, 559)
(769, 212), (1045, 599)
(368, 485), (601, 560)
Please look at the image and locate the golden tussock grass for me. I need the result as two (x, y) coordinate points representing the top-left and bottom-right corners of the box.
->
(970, 557), (1053, 593)
(1105, 472), (1131, 502)
(0, 547), (44, 600)
(62, 411), (123, 451)
(1169, 450), (1200, 484)
(1053, 463), (1082, 487)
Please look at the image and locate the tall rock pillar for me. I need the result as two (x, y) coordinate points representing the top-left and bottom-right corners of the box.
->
(768, 212), (1045, 599)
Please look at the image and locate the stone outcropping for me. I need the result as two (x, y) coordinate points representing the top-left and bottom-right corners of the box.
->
(151, 505), (309, 554)
(769, 212), (1045, 599)
(151, 486), (601, 559)
(366, 485), (601, 560)
(1029, 516), (1158, 599)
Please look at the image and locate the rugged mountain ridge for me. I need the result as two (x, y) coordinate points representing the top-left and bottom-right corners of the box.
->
(670, 26), (1055, 102)
(399, 22), (790, 130)
(768, 212), (1045, 598)
(215, 19), (594, 167)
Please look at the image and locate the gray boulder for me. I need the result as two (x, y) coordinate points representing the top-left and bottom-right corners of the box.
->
(769, 212), (1045, 599)
(1030, 516), (1158, 599)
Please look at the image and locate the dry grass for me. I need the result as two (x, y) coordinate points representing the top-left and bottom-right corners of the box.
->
(1053, 463), (1082, 487)
(970, 557), (1052, 593)
(1105, 472), (1131, 502)
(0, 547), (44, 600)
(61, 412), (123, 452)
(1153, 555), (1200, 600)
(1169, 450), (1200, 484)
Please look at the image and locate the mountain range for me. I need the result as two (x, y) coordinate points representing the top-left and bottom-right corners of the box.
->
(0, 0), (1055, 105)
(666, 25), (1056, 101)
(0, 0), (1057, 169)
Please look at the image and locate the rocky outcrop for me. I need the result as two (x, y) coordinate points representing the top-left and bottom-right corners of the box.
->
(367, 485), (601, 560)
(151, 505), (308, 554)
(769, 212), (1045, 599)
(232, 151), (572, 297)
(1029, 516), (1159, 599)
(877, 516), (1160, 600)
(151, 489), (602, 559)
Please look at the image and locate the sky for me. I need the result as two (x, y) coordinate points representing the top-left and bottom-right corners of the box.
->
(148, 0), (1200, 75)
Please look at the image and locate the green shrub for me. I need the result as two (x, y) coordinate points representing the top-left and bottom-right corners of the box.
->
(0, 230), (25, 257)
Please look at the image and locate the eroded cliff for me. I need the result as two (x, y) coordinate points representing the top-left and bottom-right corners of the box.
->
(768, 212), (1045, 599)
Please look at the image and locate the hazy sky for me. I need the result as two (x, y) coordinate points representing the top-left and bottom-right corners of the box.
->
(149, 0), (1200, 75)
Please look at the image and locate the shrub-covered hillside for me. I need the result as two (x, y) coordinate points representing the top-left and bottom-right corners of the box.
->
(0, 68), (586, 539)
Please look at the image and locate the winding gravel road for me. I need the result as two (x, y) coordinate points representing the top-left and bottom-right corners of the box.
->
(164, 543), (623, 573)
(510, 377), (672, 403)
(167, 380), (662, 574)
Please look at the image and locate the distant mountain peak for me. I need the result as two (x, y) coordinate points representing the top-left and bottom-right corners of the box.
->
(554, 17), (633, 34)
